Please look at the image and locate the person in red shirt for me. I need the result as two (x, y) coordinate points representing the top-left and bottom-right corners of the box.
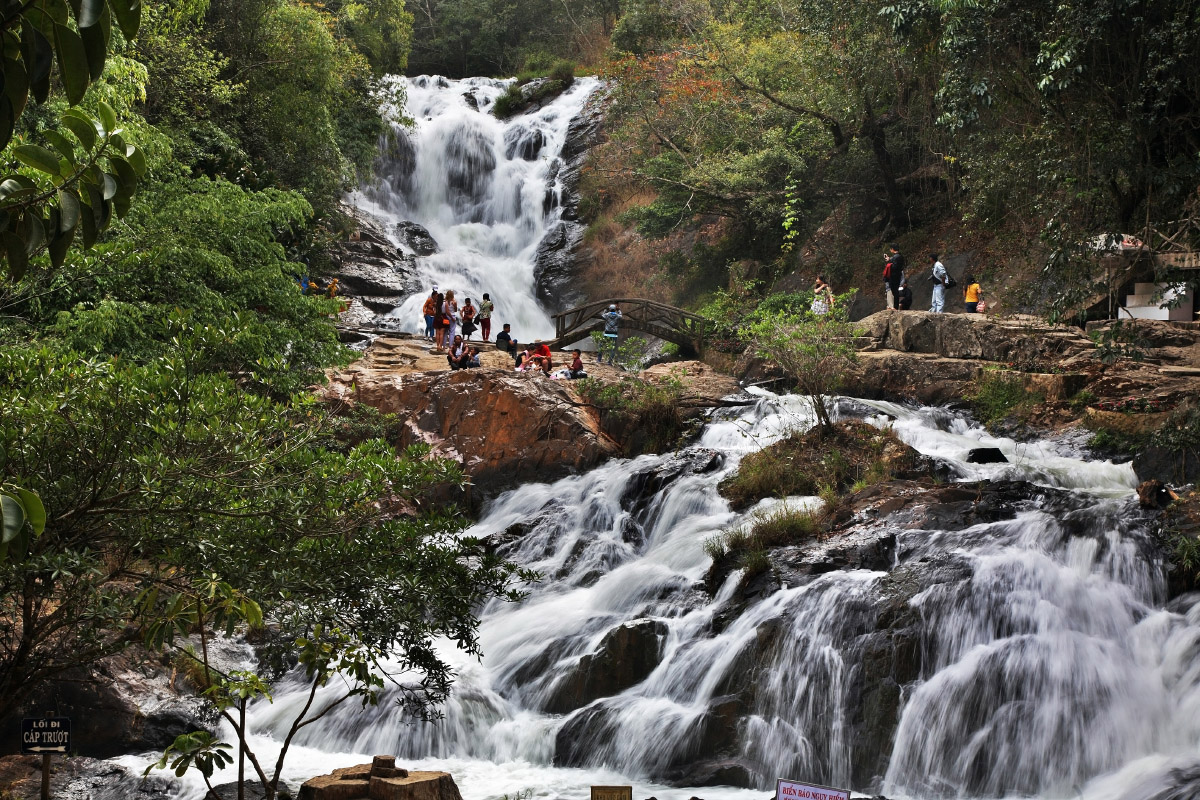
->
(528, 342), (553, 375)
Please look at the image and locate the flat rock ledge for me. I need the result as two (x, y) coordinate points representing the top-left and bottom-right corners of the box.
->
(299, 756), (463, 800)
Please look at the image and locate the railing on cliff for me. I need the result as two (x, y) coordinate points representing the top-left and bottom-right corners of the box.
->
(547, 298), (713, 352)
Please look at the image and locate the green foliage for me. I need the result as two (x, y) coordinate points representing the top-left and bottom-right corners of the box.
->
(147, 731), (232, 790)
(739, 293), (860, 429)
(589, 331), (650, 370)
(1, 338), (530, 798)
(705, 502), (819, 577)
(967, 370), (1044, 427)
(576, 372), (687, 452)
(1090, 321), (1148, 365)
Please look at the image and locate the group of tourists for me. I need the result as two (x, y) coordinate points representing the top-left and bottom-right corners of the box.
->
(421, 287), (495, 353)
(875, 244), (985, 314)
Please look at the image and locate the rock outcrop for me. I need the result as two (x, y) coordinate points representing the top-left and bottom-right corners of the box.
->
(0, 649), (207, 760)
(543, 619), (668, 714)
(324, 206), (419, 317)
(534, 83), (606, 308)
(322, 362), (621, 494)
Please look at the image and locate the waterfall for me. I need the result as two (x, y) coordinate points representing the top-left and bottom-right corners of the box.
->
(163, 391), (1200, 800)
(348, 75), (600, 341)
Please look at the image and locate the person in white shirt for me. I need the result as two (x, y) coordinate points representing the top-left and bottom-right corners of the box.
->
(930, 253), (948, 313)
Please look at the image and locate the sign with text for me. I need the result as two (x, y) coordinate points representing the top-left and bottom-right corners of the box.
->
(21, 717), (71, 754)
(590, 786), (633, 800)
(776, 778), (850, 800)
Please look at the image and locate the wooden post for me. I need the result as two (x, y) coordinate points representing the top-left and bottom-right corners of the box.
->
(40, 710), (52, 800)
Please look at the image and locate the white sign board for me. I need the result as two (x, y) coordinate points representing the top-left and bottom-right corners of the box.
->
(776, 778), (850, 800)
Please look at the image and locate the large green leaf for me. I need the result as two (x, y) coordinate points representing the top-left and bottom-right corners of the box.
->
(0, 494), (25, 544)
(14, 143), (63, 174)
(80, 15), (109, 81)
(62, 110), (98, 149)
(106, 0), (140, 40)
(95, 99), (116, 133)
(16, 489), (46, 536)
(2, 55), (29, 121)
(58, 189), (81, 232)
(0, 97), (12, 153)
(22, 23), (54, 104)
(48, 222), (74, 266)
(78, 0), (106, 28)
(54, 23), (90, 105)
(4, 229), (29, 279)
(0, 177), (38, 202)
(43, 129), (77, 161)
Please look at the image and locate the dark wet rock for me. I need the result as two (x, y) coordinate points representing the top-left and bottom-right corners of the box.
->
(1138, 479), (1179, 509)
(533, 84), (607, 308)
(1135, 444), (1200, 486)
(0, 650), (208, 760)
(966, 446), (1008, 464)
(504, 126), (546, 161)
(394, 221), (439, 256)
(621, 448), (724, 520)
(543, 619), (668, 714)
(533, 221), (585, 309)
(325, 207), (419, 304)
(367, 126), (416, 202)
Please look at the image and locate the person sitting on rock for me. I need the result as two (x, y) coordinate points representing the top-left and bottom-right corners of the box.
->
(567, 349), (586, 379)
(446, 335), (466, 369)
(464, 346), (481, 368)
(515, 346), (532, 371)
(495, 323), (517, 358)
(528, 342), (553, 375)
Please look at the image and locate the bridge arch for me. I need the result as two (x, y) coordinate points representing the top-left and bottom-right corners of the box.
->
(547, 298), (713, 353)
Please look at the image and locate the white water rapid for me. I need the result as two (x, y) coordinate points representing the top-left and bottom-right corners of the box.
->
(348, 75), (600, 341)
(147, 392), (1200, 800)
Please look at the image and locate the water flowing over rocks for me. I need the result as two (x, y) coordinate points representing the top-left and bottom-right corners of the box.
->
(349, 76), (603, 340)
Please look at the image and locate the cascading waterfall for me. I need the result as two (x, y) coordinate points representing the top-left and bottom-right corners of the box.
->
(348, 75), (600, 340)
(164, 391), (1200, 800)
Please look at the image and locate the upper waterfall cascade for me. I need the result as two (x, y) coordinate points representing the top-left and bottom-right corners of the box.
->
(150, 389), (1200, 800)
(349, 75), (601, 341)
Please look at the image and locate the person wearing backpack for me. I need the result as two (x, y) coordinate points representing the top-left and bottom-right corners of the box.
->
(930, 253), (949, 313)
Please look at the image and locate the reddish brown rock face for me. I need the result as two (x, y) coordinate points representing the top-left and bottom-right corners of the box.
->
(323, 366), (621, 493)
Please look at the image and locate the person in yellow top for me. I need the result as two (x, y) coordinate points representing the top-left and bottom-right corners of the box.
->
(963, 276), (983, 313)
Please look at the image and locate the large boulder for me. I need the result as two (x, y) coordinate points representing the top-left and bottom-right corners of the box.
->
(542, 619), (668, 714)
(299, 758), (463, 800)
(325, 207), (419, 309)
(321, 366), (621, 494)
(394, 221), (439, 256)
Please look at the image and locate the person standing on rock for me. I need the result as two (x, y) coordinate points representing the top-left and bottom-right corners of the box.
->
(478, 293), (494, 341)
(445, 290), (459, 342)
(930, 253), (948, 313)
(600, 303), (622, 365)
(432, 290), (449, 352)
(422, 286), (438, 340)
(461, 297), (477, 340)
(883, 244), (905, 309)
(897, 277), (913, 310)
(963, 275), (983, 313)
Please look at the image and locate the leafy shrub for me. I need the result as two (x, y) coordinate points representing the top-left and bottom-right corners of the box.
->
(549, 59), (576, 85)
(1090, 320), (1147, 364)
(492, 84), (524, 118)
(575, 372), (686, 452)
(967, 370), (1043, 426)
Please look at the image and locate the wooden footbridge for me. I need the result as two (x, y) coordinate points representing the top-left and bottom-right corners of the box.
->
(547, 298), (713, 352)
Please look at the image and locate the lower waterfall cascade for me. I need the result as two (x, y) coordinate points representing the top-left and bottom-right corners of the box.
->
(137, 391), (1200, 800)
